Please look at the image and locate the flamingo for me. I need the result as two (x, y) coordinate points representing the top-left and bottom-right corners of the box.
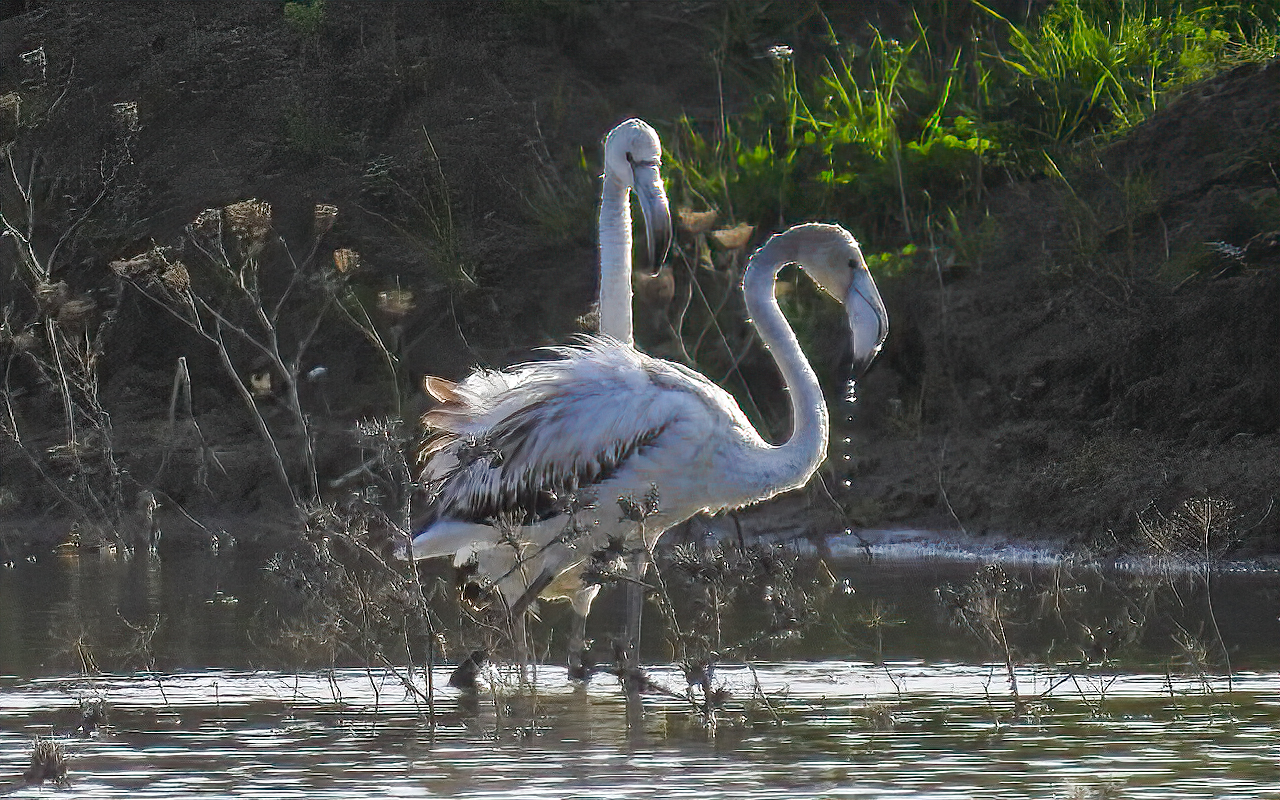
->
(411, 223), (888, 682)
(585, 117), (669, 673)
(596, 117), (672, 346)
(416, 118), (671, 680)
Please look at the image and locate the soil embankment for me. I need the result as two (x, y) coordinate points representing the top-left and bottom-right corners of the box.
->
(0, 2), (1276, 557)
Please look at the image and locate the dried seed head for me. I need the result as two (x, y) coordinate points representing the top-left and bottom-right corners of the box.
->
(313, 204), (338, 235)
(189, 207), (222, 237)
(35, 280), (70, 312)
(161, 261), (191, 292)
(109, 252), (155, 278)
(332, 247), (360, 274)
(677, 208), (719, 235)
(224, 199), (272, 242)
(377, 289), (415, 317)
(710, 222), (755, 250)
(25, 735), (66, 786)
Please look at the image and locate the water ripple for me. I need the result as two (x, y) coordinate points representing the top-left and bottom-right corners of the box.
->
(2, 663), (1276, 798)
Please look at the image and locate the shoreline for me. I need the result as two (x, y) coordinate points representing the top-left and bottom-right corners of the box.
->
(5, 505), (1279, 572)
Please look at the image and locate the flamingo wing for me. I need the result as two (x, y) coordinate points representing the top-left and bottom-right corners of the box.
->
(419, 338), (715, 525)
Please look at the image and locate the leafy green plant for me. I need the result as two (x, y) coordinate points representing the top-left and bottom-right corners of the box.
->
(284, 0), (326, 39)
(664, 0), (1277, 275)
(984, 0), (1251, 146)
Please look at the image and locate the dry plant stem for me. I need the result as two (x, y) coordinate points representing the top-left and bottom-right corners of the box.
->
(747, 662), (782, 724)
(625, 547), (649, 656)
(667, 262), (696, 364)
(679, 261), (770, 436)
(45, 320), (77, 444)
(647, 554), (685, 657)
(318, 500), (439, 715)
(937, 437), (967, 535)
(332, 295), (402, 414)
(965, 578), (1024, 714)
(154, 356), (223, 489)
(131, 226), (332, 505)
(210, 316), (299, 506)
(892, 138), (912, 239)
(1197, 508), (1233, 696)
(0, 385), (81, 511)
(686, 267), (734, 364)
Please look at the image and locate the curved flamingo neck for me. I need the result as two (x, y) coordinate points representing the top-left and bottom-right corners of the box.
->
(598, 173), (634, 346)
(740, 239), (830, 497)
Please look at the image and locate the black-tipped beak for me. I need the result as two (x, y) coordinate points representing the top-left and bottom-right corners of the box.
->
(632, 162), (671, 276)
(846, 267), (888, 382)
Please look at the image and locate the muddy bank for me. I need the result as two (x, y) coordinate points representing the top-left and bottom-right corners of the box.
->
(0, 2), (1276, 557)
(838, 62), (1280, 555)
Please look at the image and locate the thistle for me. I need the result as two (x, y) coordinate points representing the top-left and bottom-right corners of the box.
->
(24, 736), (67, 786)
(224, 198), (273, 243)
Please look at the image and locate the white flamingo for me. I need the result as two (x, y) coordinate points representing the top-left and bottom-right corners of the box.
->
(412, 223), (888, 680)
(596, 118), (671, 346)
(582, 117), (668, 671)
(417, 118), (671, 679)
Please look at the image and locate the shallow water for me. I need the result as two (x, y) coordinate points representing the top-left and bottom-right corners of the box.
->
(1, 549), (1278, 797)
(3, 550), (1278, 674)
(1, 665), (1277, 798)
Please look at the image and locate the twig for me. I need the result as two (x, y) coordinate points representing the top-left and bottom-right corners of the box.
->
(937, 436), (967, 535)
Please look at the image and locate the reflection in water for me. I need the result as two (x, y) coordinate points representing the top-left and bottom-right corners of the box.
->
(1, 547), (1278, 797)
(3, 548), (1278, 675)
(0, 665), (1278, 798)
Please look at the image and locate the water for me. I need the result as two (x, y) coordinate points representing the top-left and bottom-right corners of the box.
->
(1, 547), (1278, 798)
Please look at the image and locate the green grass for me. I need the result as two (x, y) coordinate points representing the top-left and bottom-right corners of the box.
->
(664, 0), (1279, 274)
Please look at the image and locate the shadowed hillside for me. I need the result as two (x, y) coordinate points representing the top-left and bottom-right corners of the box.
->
(0, 0), (1275, 557)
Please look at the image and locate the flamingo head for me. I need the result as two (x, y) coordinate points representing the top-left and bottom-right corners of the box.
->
(765, 223), (890, 381)
(603, 118), (672, 275)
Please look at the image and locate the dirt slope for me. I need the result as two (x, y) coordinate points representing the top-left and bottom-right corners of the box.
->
(844, 61), (1279, 554)
(0, 2), (1275, 555)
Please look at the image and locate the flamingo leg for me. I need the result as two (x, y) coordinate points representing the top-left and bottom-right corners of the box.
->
(512, 609), (530, 688)
(567, 610), (589, 680)
(618, 547), (650, 712)
(567, 583), (599, 681)
(624, 549), (649, 656)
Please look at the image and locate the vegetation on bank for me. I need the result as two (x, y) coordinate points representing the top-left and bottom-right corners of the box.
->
(635, 0), (1280, 546)
(665, 0), (1279, 256)
(1, 0), (1274, 543)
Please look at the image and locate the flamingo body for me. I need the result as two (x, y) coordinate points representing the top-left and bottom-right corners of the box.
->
(412, 224), (888, 623)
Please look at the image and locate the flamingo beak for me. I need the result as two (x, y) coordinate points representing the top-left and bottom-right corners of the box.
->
(846, 266), (888, 381)
(632, 161), (671, 276)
